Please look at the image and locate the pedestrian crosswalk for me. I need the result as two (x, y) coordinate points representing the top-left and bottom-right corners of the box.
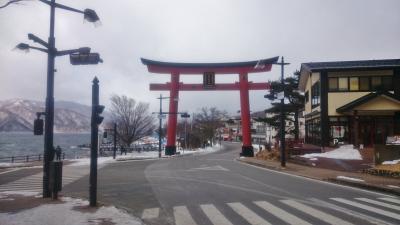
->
(0, 165), (90, 193)
(141, 197), (400, 225)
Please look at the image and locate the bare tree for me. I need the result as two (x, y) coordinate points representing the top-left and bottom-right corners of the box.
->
(193, 107), (227, 147)
(109, 95), (155, 147)
(0, 0), (29, 9)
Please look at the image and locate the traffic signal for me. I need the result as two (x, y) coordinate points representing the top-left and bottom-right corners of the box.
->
(70, 53), (103, 65)
(93, 105), (105, 125)
(34, 118), (44, 135)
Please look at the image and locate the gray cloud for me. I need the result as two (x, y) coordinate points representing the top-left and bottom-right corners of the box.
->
(0, 0), (399, 114)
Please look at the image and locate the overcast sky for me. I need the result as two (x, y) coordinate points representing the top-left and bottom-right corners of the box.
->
(0, 0), (399, 115)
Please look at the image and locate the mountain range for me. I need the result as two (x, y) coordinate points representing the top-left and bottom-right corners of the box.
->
(0, 99), (94, 133)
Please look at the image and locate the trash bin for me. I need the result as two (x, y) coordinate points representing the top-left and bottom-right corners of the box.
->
(49, 161), (63, 199)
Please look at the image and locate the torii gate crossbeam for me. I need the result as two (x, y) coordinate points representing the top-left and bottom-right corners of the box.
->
(142, 56), (279, 157)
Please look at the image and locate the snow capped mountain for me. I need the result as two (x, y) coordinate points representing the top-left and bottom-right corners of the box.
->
(0, 99), (91, 133)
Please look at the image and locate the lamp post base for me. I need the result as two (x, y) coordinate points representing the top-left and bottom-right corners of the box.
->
(165, 146), (176, 156)
(240, 146), (254, 157)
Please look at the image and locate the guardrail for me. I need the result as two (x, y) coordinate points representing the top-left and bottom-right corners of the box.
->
(0, 153), (65, 164)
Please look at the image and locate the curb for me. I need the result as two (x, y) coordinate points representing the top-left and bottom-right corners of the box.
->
(237, 158), (400, 196)
(326, 178), (400, 197)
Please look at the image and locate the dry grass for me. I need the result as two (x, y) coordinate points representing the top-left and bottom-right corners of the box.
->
(374, 163), (400, 172)
(255, 149), (280, 161)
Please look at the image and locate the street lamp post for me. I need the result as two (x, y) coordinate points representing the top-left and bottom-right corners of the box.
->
(274, 57), (290, 167)
(153, 96), (189, 157)
(156, 94), (170, 158)
(16, 0), (101, 198)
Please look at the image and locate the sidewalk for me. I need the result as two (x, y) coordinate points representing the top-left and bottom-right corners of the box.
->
(238, 157), (400, 196)
(0, 191), (143, 225)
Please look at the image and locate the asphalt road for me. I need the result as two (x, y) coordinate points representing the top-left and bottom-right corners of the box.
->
(60, 142), (400, 225)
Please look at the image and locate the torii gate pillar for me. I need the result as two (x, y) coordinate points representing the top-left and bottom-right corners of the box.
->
(142, 56), (279, 157)
(165, 73), (180, 155)
(239, 73), (253, 156)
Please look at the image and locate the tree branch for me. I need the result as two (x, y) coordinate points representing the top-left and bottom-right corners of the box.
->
(0, 0), (29, 9)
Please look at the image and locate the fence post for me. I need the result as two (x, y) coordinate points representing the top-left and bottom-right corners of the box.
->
(26, 155), (29, 162)
(11, 156), (14, 163)
(39, 154), (41, 161)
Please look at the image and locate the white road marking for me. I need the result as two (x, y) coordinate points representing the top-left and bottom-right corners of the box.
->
(0, 165), (90, 193)
(227, 202), (272, 225)
(173, 206), (197, 225)
(0, 168), (21, 175)
(254, 201), (311, 225)
(188, 165), (229, 172)
(281, 199), (354, 225)
(237, 160), (393, 197)
(200, 204), (233, 225)
(379, 197), (400, 205)
(141, 207), (159, 219)
(356, 198), (400, 211)
(310, 198), (395, 225)
(331, 198), (400, 220)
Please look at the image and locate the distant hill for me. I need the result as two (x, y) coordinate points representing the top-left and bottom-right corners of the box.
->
(0, 99), (92, 133)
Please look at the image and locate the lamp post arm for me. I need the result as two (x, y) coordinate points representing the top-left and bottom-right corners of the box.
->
(39, 0), (84, 14)
(28, 33), (49, 49)
(56, 47), (90, 56)
(29, 46), (49, 53)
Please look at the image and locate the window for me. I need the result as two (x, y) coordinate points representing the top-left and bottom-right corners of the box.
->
(382, 76), (393, 91)
(311, 81), (320, 108)
(304, 91), (309, 103)
(338, 77), (348, 91)
(349, 77), (359, 91)
(359, 77), (370, 91)
(329, 116), (350, 146)
(328, 78), (338, 91)
(371, 77), (382, 90)
(305, 118), (321, 145)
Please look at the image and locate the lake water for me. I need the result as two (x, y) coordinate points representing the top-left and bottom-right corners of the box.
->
(0, 132), (91, 159)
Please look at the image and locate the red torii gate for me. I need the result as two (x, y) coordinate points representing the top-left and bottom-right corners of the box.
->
(141, 56), (279, 157)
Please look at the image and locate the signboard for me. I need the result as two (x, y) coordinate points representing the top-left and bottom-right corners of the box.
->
(157, 115), (166, 119)
(203, 72), (215, 89)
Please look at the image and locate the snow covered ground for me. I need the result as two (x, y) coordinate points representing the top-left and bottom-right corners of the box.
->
(0, 192), (142, 225)
(68, 144), (223, 166)
(0, 145), (223, 168)
(382, 159), (400, 165)
(336, 176), (365, 182)
(301, 145), (362, 160)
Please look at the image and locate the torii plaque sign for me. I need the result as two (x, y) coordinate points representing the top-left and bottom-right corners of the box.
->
(142, 56), (279, 157)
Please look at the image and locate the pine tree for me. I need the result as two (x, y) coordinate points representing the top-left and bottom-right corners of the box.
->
(257, 70), (304, 141)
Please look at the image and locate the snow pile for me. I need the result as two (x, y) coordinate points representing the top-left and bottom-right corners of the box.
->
(0, 195), (141, 225)
(337, 176), (365, 182)
(0, 162), (31, 168)
(301, 145), (362, 160)
(382, 159), (400, 165)
(179, 144), (222, 155)
(69, 156), (114, 166)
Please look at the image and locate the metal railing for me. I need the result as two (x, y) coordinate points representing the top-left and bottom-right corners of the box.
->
(0, 153), (65, 164)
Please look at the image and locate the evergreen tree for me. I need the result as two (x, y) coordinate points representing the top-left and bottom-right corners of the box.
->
(257, 71), (304, 141)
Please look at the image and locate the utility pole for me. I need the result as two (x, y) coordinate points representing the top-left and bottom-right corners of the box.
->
(90, 77), (104, 207)
(276, 57), (290, 167)
(113, 123), (117, 159)
(157, 94), (168, 158)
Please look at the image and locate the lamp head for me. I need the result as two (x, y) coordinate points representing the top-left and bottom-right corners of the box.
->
(84, 9), (100, 24)
(14, 43), (30, 53)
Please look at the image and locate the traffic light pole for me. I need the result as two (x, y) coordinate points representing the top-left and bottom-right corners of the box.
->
(90, 77), (100, 207)
(43, 0), (56, 198)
